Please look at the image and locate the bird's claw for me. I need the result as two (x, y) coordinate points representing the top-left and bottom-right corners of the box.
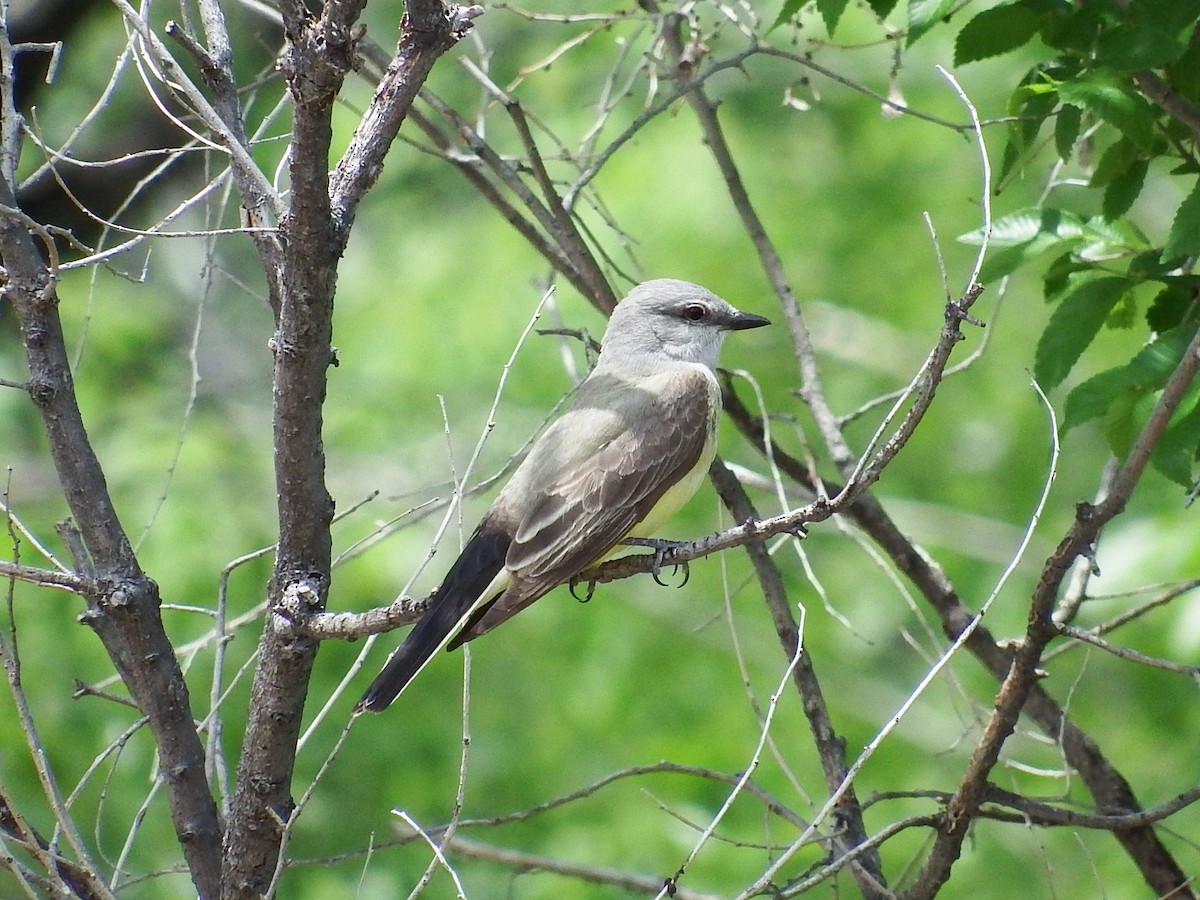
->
(569, 577), (596, 602)
(622, 537), (689, 588)
(654, 559), (689, 588)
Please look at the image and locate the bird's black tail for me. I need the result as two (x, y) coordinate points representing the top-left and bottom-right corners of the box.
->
(355, 525), (511, 713)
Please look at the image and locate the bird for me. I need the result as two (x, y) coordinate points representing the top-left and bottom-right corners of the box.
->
(356, 279), (770, 713)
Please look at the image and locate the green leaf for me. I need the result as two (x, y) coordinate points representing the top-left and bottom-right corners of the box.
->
(1103, 158), (1149, 221)
(1103, 388), (1150, 459)
(1034, 276), (1131, 390)
(1107, 291), (1137, 328)
(1008, 83), (1060, 154)
(960, 207), (1086, 247)
(771, 0), (806, 30)
(1096, 23), (1192, 71)
(907, 0), (957, 46)
(996, 72), (1064, 181)
(1153, 390), (1200, 486)
(1126, 325), (1197, 389)
(1058, 72), (1157, 150)
(1040, 2), (1106, 54)
(1146, 283), (1193, 332)
(1168, 35), (1200, 106)
(1077, 215), (1148, 259)
(1095, 0), (1200, 70)
(816, 0), (851, 33)
(1089, 138), (1138, 189)
(1067, 326), (1197, 429)
(959, 209), (1094, 283)
(1064, 366), (1137, 430)
(1163, 180), (1200, 260)
(975, 243), (1036, 282)
(1138, 0), (1200, 33)
(1127, 249), (1178, 282)
(954, 0), (1048, 65)
(1054, 104), (1082, 160)
(867, 0), (900, 18)
(998, 138), (1022, 185)
(1043, 252), (1095, 299)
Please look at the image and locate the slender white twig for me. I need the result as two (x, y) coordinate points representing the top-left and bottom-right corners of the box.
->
(62, 717), (146, 813)
(16, 26), (139, 190)
(400, 398), (475, 894)
(845, 65), (992, 491)
(0, 635), (113, 896)
(398, 811), (468, 900)
(737, 376), (1060, 897)
(937, 65), (992, 292)
(265, 722), (356, 899)
(110, 776), (163, 891)
(108, 0), (283, 217)
(331, 496), (436, 567)
(715, 509), (811, 806)
(659, 605), (807, 897)
(134, 186), (228, 549)
(56, 170), (271, 272)
(0, 497), (67, 572)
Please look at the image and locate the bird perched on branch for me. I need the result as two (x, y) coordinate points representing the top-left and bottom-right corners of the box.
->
(357, 279), (769, 713)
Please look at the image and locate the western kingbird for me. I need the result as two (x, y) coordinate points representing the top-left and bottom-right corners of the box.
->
(357, 279), (769, 713)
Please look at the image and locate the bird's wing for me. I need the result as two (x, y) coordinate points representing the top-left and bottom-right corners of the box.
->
(450, 365), (717, 644)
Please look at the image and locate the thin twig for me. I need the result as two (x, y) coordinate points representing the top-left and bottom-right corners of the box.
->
(1054, 624), (1200, 678)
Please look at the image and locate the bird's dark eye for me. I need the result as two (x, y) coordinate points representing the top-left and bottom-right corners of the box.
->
(682, 303), (708, 321)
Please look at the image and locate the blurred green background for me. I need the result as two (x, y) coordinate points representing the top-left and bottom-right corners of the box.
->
(1, 1), (1197, 897)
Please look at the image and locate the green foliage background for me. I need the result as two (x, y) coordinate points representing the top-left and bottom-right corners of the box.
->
(1, 1), (1198, 896)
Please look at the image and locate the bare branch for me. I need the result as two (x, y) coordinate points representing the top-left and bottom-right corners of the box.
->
(0, 19), (223, 890)
(1054, 624), (1200, 678)
(329, 3), (483, 233)
(706, 459), (887, 897)
(906, 328), (1200, 899)
(1133, 69), (1200, 144)
(223, 2), (474, 894)
(433, 833), (723, 900)
(0, 788), (112, 900)
(0, 559), (89, 593)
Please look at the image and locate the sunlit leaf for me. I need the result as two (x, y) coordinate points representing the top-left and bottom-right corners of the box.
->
(1077, 215), (1149, 259)
(1058, 72), (1157, 150)
(960, 208), (1086, 247)
(907, 0), (956, 45)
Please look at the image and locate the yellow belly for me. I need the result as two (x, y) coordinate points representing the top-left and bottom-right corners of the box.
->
(626, 432), (716, 540)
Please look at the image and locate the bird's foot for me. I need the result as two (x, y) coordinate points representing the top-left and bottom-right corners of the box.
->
(621, 537), (690, 587)
(568, 577), (597, 603)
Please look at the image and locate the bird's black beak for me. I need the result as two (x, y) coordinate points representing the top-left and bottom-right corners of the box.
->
(724, 310), (771, 331)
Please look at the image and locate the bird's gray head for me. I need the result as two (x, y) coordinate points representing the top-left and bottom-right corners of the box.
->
(599, 279), (770, 371)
